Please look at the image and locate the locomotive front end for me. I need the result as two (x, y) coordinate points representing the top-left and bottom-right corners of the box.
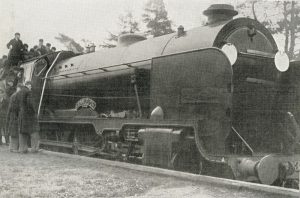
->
(209, 18), (300, 187)
(230, 59), (300, 187)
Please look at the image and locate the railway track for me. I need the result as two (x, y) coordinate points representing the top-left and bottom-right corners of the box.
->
(39, 146), (300, 198)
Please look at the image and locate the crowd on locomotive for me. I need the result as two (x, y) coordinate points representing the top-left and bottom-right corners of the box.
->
(0, 33), (57, 144)
(0, 34), (59, 99)
(0, 34), (57, 88)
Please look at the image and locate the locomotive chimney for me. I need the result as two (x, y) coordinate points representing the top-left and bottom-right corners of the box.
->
(203, 4), (238, 25)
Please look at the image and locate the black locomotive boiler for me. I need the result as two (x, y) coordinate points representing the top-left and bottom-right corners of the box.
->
(17, 9), (300, 188)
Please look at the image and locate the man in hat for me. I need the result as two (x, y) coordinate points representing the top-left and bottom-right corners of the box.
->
(0, 84), (9, 145)
(46, 43), (51, 53)
(18, 81), (38, 153)
(25, 81), (39, 152)
(0, 55), (8, 70)
(6, 33), (24, 66)
(203, 4), (238, 25)
(33, 45), (41, 57)
(37, 39), (47, 55)
(23, 43), (30, 60)
(51, 47), (56, 52)
(6, 83), (23, 152)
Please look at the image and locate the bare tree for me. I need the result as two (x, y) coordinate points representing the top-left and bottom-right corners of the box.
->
(100, 11), (140, 48)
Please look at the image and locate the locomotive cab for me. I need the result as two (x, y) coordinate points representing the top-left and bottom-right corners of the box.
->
(20, 52), (75, 112)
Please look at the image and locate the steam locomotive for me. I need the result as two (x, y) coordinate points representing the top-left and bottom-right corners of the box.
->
(5, 7), (300, 188)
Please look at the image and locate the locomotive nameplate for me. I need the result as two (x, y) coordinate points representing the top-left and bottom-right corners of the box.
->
(75, 98), (96, 110)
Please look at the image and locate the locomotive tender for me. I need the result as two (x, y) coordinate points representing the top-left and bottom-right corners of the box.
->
(16, 5), (300, 187)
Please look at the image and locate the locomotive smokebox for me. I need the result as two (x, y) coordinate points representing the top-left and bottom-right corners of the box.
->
(203, 4), (238, 24)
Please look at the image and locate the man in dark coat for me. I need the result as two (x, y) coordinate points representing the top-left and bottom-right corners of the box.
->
(0, 55), (8, 69)
(22, 43), (30, 60)
(18, 81), (38, 153)
(6, 83), (22, 152)
(25, 81), (39, 152)
(29, 45), (41, 58)
(46, 43), (51, 53)
(7, 33), (24, 66)
(37, 39), (47, 55)
(51, 47), (56, 52)
(0, 87), (9, 145)
(0, 55), (8, 80)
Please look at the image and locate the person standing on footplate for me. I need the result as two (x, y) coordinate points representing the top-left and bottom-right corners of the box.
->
(6, 33), (24, 67)
(18, 81), (39, 153)
(37, 39), (47, 55)
(6, 83), (22, 152)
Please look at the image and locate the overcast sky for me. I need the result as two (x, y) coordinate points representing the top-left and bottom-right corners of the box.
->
(1, 0), (282, 57)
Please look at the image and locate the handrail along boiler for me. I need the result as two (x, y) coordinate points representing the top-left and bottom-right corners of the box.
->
(17, 10), (300, 188)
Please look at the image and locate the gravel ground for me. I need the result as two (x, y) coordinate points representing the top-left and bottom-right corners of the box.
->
(0, 145), (295, 198)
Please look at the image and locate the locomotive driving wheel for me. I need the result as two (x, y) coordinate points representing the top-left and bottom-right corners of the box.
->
(68, 125), (106, 156)
(94, 133), (106, 152)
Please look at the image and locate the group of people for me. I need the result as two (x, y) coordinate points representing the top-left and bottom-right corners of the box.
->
(4, 81), (39, 153)
(0, 32), (57, 71)
(0, 32), (43, 153)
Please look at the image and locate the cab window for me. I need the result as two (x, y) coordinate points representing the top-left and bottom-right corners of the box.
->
(34, 59), (48, 76)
